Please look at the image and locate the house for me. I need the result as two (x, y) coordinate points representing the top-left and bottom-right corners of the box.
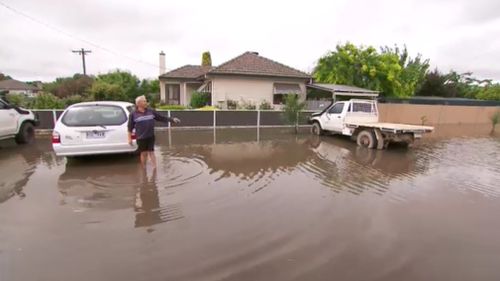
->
(0, 79), (40, 97)
(159, 52), (312, 108)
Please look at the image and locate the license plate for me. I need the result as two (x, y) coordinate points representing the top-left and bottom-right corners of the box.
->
(86, 131), (105, 139)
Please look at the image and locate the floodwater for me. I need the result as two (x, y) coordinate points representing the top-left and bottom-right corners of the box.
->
(1, 127), (500, 281)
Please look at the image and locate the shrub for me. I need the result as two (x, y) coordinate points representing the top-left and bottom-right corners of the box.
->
(238, 99), (256, 110)
(491, 111), (500, 133)
(31, 93), (64, 109)
(62, 95), (86, 108)
(259, 100), (273, 110)
(282, 94), (306, 134)
(156, 104), (187, 110)
(190, 92), (210, 108)
(5, 93), (28, 108)
(197, 106), (218, 111)
(227, 99), (238, 109)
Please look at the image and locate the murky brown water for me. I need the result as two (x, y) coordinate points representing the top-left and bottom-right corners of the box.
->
(1, 127), (500, 281)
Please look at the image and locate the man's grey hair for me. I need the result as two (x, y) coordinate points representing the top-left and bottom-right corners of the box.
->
(135, 95), (147, 105)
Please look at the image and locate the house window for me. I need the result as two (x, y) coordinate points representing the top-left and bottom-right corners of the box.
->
(273, 83), (302, 105)
(166, 84), (180, 105)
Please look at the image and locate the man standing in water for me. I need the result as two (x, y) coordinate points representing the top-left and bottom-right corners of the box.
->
(128, 95), (180, 168)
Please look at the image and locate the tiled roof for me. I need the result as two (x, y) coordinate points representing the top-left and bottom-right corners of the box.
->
(0, 79), (38, 91)
(160, 65), (212, 79)
(208, 52), (311, 79)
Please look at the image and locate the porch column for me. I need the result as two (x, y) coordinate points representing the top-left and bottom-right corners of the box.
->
(183, 83), (187, 106)
(159, 80), (166, 103)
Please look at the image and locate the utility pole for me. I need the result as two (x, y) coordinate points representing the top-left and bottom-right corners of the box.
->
(72, 48), (91, 75)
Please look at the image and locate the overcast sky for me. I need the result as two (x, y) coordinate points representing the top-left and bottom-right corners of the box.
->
(1, 0), (499, 82)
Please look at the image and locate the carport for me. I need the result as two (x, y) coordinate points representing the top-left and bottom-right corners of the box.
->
(306, 83), (379, 110)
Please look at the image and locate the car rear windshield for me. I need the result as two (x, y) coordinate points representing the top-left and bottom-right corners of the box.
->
(61, 105), (127, 127)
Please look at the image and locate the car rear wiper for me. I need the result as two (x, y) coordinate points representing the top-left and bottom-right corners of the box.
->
(98, 125), (107, 129)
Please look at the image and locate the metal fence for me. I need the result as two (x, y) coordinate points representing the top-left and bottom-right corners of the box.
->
(33, 110), (315, 130)
(378, 97), (500, 107)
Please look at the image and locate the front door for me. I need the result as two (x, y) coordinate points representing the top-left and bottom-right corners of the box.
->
(166, 84), (180, 105)
(322, 102), (345, 132)
(0, 101), (18, 136)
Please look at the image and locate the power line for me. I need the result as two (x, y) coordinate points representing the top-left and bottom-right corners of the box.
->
(72, 48), (91, 75)
(0, 1), (161, 70)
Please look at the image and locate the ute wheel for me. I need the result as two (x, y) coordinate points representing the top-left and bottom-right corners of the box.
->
(15, 122), (35, 144)
(311, 122), (323, 136)
(356, 129), (377, 149)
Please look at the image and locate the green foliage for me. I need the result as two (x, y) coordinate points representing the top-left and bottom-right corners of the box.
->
(416, 70), (486, 98)
(62, 95), (87, 107)
(5, 93), (28, 107)
(156, 104), (187, 110)
(259, 100), (273, 110)
(282, 94), (306, 133)
(313, 43), (429, 97)
(202, 51), (212, 67)
(31, 93), (64, 109)
(0, 73), (12, 81)
(88, 80), (127, 101)
(491, 111), (500, 133)
(96, 70), (140, 102)
(477, 84), (500, 101)
(190, 92), (210, 108)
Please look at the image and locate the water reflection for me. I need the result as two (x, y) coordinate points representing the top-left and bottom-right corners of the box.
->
(305, 136), (429, 196)
(58, 155), (140, 209)
(0, 138), (59, 203)
(134, 168), (184, 229)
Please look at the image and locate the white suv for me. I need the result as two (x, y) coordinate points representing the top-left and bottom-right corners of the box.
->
(0, 97), (39, 144)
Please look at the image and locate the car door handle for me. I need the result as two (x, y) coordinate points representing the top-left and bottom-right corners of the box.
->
(337, 116), (341, 118)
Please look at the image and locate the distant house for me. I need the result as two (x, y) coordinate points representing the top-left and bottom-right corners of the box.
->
(0, 79), (40, 97)
(159, 52), (312, 108)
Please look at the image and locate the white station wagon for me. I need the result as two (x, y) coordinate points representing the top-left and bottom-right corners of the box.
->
(52, 101), (138, 157)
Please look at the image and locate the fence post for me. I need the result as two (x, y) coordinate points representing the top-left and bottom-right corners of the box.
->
(52, 110), (57, 129)
(167, 110), (171, 129)
(213, 110), (216, 128)
(257, 110), (260, 142)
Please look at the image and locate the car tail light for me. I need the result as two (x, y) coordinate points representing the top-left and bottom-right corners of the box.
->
(52, 132), (61, 144)
(131, 132), (136, 140)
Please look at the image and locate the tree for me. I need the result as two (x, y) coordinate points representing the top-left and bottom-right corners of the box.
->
(139, 79), (160, 107)
(0, 73), (12, 81)
(477, 84), (500, 101)
(202, 51), (212, 67)
(96, 70), (140, 102)
(43, 74), (94, 98)
(416, 70), (484, 98)
(88, 80), (127, 101)
(283, 94), (306, 134)
(313, 43), (429, 97)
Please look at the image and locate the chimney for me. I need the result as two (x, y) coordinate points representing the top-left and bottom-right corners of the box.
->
(159, 51), (166, 75)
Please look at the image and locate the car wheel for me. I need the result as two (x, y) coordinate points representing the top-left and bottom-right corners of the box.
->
(311, 122), (323, 136)
(356, 129), (377, 149)
(15, 122), (35, 144)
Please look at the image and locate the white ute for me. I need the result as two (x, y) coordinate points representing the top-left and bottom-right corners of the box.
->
(0, 97), (39, 144)
(309, 99), (434, 149)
